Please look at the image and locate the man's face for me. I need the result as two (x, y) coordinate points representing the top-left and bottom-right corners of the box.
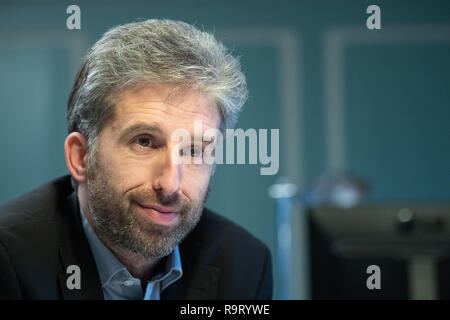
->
(86, 83), (220, 259)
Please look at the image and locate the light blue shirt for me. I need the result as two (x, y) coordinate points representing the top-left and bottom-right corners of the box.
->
(79, 204), (183, 300)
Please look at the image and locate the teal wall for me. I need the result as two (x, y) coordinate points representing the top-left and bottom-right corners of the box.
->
(1, 0), (449, 299)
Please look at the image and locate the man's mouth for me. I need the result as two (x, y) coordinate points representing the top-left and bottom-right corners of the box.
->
(136, 203), (180, 225)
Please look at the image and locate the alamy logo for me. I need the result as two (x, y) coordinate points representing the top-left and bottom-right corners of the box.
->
(66, 265), (81, 290)
(170, 121), (279, 175)
(66, 5), (81, 30)
(366, 5), (381, 30)
(366, 265), (381, 290)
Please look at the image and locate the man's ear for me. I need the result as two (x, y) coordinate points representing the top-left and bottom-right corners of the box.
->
(64, 132), (89, 184)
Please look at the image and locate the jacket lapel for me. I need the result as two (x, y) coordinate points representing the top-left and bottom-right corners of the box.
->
(57, 190), (104, 300)
(162, 237), (220, 300)
(162, 265), (220, 300)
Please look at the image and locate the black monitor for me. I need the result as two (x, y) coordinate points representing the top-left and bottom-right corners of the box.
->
(308, 203), (450, 299)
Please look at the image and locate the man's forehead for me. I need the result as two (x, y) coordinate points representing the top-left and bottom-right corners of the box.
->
(111, 83), (221, 131)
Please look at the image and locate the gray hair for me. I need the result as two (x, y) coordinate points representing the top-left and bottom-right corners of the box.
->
(67, 19), (248, 153)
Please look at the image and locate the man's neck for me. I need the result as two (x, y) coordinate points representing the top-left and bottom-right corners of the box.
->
(102, 239), (161, 282)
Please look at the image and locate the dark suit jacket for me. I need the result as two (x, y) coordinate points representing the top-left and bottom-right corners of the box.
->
(0, 175), (272, 300)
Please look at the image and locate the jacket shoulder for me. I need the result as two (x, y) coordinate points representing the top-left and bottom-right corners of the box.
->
(180, 208), (273, 299)
(0, 176), (76, 299)
(194, 207), (270, 254)
(0, 175), (73, 228)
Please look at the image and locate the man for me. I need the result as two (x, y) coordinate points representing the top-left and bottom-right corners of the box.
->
(0, 19), (272, 300)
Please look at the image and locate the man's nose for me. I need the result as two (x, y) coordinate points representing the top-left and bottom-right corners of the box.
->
(152, 147), (183, 196)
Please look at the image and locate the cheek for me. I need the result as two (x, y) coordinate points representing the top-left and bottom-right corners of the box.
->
(114, 159), (155, 189)
(93, 136), (158, 192)
(181, 166), (213, 199)
(96, 150), (151, 191)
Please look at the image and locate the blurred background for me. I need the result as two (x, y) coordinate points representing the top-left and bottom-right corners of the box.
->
(0, 0), (449, 299)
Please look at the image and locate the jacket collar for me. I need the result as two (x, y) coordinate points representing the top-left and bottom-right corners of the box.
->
(57, 189), (104, 300)
(161, 219), (221, 300)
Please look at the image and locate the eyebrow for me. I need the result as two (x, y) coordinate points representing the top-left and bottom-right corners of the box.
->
(119, 122), (164, 138)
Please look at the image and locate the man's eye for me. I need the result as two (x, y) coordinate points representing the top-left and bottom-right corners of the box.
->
(135, 136), (153, 148)
(190, 147), (202, 158)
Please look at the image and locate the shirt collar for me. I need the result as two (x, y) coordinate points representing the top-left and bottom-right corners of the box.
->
(78, 202), (183, 290)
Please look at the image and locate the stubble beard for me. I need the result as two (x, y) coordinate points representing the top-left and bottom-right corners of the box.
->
(85, 153), (209, 260)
